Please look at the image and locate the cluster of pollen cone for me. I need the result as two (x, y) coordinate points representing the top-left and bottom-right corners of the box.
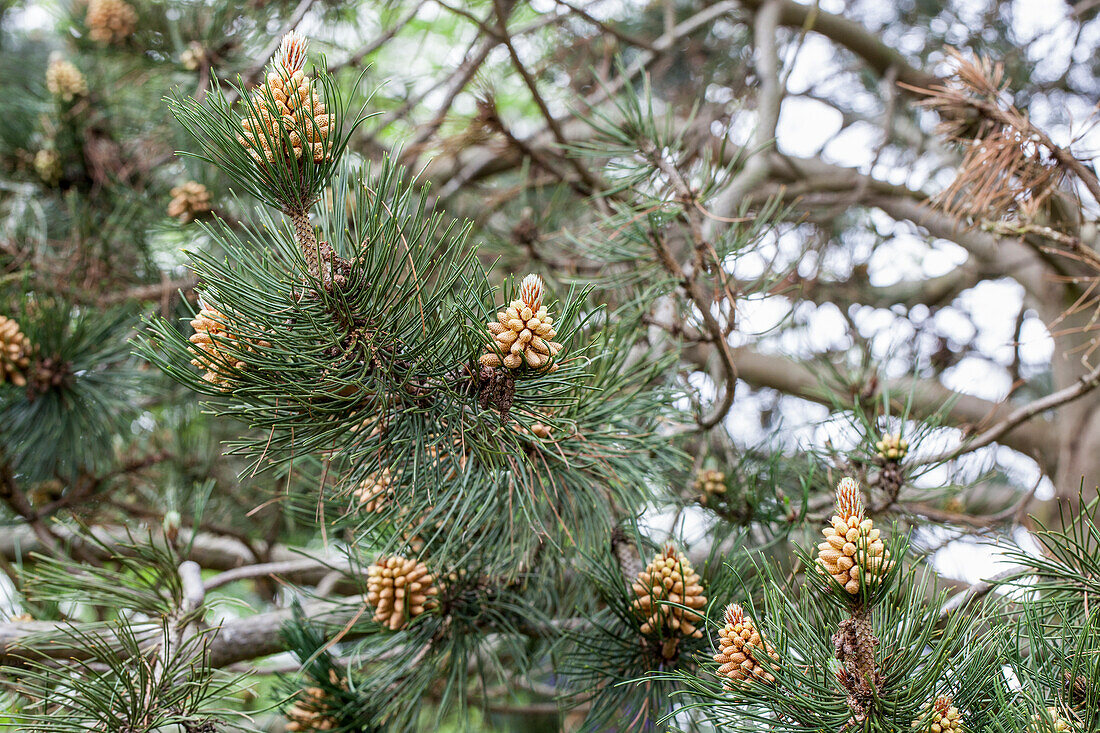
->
(366, 555), (438, 631)
(354, 468), (393, 513)
(480, 274), (563, 372)
(876, 432), (908, 461)
(1029, 707), (1073, 732)
(0, 316), (31, 387)
(168, 180), (212, 223)
(46, 56), (87, 102)
(631, 545), (706, 642)
(238, 32), (333, 165)
(187, 303), (269, 389)
(912, 696), (963, 733)
(284, 669), (345, 732)
(86, 0), (136, 45)
(816, 478), (893, 594)
(694, 468), (726, 504)
(714, 603), (779, 688)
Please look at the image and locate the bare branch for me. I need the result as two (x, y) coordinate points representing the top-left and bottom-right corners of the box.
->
(937, 567), (1023, 623)
(179, 561), (205, 615)
(204, 557), (352, 592)
(736, 0), (938, 89)
(916, 361), (1100, 467)
(329, 1), (428, 73)
(728, 348), (1058, 466)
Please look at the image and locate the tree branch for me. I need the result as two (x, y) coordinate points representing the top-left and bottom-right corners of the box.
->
(729, 348), (1058, 466)
(0, 597), (364, 668)
(735, 0), (938, 89)
(915, 361), (1100, 467)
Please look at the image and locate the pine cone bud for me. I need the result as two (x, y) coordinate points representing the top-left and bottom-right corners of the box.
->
(1029, 707), (1073, 732)
(518, 272), (543, 312)
(354, 468), (392, 513)
(527, 421), (553, 438)
(694, 469), (726, 503)
(912, 696), (963, 733)
(514, 412), (554, 439)
(86, 0), (137, 44)
(366, 556), (437, 630)
(277, 31), (309, 75)
(630, 544), (706, 640)
(479, 274), (564, 372)
(237, 32), (333, 165)
(285, 669), (346, 732)
(34, 149), (61, 186)
(815, 478), (893, 594)
(188, 304), (269, 389)
(944, 496), (965, 514)
(1064, 669), (1093, 706)
(0, 316), (31, 387)
(875, 433), (908, 462)
(713, 603), (779, 688)
(168, 180), (213, 222)
(46, 56), (87, 102)
(181, 41), (206, 71)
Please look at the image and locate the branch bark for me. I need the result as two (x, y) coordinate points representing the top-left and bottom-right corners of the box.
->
(0, 597), (365, 668)
(728, 348), (1057, 466)
(735, 0), (938, 89)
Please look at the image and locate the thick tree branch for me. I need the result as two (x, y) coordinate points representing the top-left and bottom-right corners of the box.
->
(0, 597), (364, 668)
(915, 361), (1100, 467)
(729, 348), (1057, 466)
(735, 0), (938, 89)
(0, 525), (338, 584)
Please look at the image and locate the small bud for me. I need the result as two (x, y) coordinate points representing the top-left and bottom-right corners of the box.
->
(163, 510), (181, 542)
(835, 477), (863, 521)
(519, 273), (543, 312)
(276, 31), (309, 75)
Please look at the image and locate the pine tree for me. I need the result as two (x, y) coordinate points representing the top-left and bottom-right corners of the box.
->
(2, 3), (1100, 733)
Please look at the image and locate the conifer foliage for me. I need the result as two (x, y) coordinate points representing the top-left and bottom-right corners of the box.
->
(3, 3), (1100, 733)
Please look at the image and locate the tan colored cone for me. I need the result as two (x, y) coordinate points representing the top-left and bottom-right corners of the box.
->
(168, 181), (212, 223)
(913, 696), (963, 733)
(630, 544), (706, 640)
(181, 42), (206, 71)
(0, 316), (31, 387)
(284, 669), (345, 732)
(188, 305), (269, 390)
(354, 468), (393, 513)
(713, 603), (779, 688)
(815, 478), (893, 594)
(694, 469), (726, 503)
(480, 274), (563, 372)
(366, 555), (437, 631)
(238, 32), (333, 165)
(86, 0), (136, 44)
(875, 432), (908, 462)
(46, 57), (87, 101)
(1028, 707), (1073, 732)
(34, 149), (61, 186)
